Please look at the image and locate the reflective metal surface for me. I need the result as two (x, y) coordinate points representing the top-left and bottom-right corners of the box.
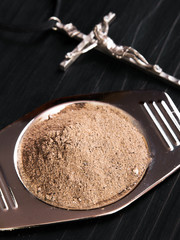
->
(0, 91), (179, 230)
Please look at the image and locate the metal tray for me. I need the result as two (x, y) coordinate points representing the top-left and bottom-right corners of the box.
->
(0, 90), (179, 230)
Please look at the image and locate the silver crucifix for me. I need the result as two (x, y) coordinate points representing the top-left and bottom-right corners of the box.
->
(50, 12), (180, 87)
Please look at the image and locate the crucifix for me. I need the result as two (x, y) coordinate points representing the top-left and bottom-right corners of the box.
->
(50, 12), (180, 87)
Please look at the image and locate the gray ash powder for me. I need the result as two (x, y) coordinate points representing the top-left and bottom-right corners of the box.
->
(17, 102), (151, 210)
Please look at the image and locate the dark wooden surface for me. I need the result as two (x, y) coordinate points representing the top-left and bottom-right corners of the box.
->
(0, 0), (179, 239)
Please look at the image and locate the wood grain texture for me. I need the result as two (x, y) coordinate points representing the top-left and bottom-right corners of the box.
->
(0, 0), (179, 239)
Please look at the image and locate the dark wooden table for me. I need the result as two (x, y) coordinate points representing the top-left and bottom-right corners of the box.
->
(0, 0), (179, 239)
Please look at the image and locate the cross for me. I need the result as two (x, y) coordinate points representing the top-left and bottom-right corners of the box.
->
(50, 12), (180, 87)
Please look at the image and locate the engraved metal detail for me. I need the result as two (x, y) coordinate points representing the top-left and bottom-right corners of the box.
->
(161, 100), (180, 132)
(143, 101), (180, 151)
(0, 188), (9, 210)
(153, 102), (180, 146)
(0, 168), (18, 210)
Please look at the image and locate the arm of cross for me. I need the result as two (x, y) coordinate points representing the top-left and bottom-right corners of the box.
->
(56, 12), (116, 70)
(60, 32), (98, 70)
